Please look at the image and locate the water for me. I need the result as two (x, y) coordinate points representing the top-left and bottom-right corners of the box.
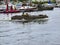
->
(0, 8), (60, 45)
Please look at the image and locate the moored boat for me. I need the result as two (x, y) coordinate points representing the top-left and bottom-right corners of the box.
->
(0, 5), (20, 13)
(16, 6), (37, 12)
(0, 0), (20, 13)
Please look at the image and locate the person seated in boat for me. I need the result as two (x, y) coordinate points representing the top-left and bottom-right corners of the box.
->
(13, 5), (16, 10)
(22, 13), (29, 17)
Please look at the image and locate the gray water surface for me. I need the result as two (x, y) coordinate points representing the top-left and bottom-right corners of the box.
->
(0, 8), (60, 45)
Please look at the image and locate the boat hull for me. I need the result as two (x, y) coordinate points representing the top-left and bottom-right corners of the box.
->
(11, 14), (48, 21)
(0, 10), (20, 13)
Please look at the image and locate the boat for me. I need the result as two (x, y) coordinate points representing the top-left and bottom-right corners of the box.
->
(37, 1), (55, 11)
(0, 0), (20, 13)
(11, 13), (48, 21)
(0, 4), (20, 13)
(41, 0), (56, 8)
(37, 5), (54, 11)
(17, 6), (37, 12)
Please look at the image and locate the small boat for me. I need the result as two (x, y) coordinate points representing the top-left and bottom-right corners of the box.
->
(17, 6), (37, 12)
(37, 4), (55, 11)
(37, 5), (54, 11)
(0, 0), (20, 13)
(11, 13), (48, 21)
(42, 0), (56, 8)
(0, 4), (20, 13)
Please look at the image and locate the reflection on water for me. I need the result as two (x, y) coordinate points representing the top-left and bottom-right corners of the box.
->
(0, 8), (60, 45)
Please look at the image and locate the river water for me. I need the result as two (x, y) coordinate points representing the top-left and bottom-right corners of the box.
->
(0, 8), (60, 45)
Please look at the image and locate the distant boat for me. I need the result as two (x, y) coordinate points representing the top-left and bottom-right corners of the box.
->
(17, 6), (37, 12)
(42, 0), (56, 8)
